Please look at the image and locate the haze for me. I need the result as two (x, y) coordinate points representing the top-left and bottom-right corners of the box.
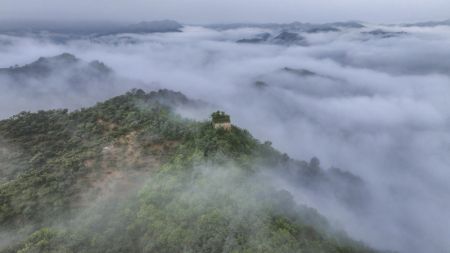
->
(1, 0), (450, 23)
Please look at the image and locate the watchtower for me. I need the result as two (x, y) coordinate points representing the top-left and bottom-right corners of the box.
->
(211, 111), (231, 131)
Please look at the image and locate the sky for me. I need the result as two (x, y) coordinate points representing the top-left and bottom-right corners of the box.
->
(0, 0), (449, 24)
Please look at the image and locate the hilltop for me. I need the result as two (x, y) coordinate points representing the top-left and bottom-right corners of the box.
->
(0, 89), (377, 253)
(0, 53), (112, 83)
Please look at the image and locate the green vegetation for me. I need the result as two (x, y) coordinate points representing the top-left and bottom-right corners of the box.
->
(0, 89), (378, 253)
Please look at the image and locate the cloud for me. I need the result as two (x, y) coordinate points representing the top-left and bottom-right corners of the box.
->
(1, 23), (450, 252)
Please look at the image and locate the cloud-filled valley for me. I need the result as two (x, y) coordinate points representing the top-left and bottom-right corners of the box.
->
(1, 21), (450, 253)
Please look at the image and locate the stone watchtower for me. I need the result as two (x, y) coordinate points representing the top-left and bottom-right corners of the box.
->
(211, 111), (232, 130)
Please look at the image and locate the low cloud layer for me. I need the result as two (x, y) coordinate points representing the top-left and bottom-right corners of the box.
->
(1, 23), (450, 253)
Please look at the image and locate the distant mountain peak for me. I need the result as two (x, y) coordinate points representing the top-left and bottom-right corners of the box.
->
(34, 52), (79, 65)
(405, 19), (450, 27)
(102, 20), (183, 35)
(0, 53), (113, 87)
(272, 31), (306, 45)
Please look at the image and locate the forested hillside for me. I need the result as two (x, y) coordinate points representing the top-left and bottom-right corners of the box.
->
(0, 89), (378, 253)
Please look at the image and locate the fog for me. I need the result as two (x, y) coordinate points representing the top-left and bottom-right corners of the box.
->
(1, 23), (450, 252)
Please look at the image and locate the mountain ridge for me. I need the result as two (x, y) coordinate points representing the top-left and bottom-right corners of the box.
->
(0, 53), (112, 84)
(0, 89), (381, 253)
